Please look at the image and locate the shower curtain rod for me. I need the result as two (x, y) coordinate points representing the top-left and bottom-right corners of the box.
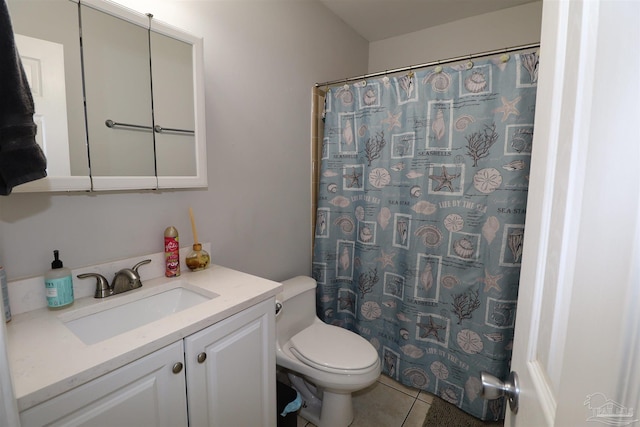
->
(315, 42), (540, 88)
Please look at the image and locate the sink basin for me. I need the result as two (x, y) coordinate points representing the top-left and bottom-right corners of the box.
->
(61, 283), (218, 345)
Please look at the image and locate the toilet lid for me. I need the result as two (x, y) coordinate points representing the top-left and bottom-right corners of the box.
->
(289, 323), (379, 373)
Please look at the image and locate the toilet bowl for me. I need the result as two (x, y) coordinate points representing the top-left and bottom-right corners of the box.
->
(276, 276), (381, 427)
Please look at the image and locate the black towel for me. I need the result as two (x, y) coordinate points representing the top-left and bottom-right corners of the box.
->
(0, 1), (47, 195)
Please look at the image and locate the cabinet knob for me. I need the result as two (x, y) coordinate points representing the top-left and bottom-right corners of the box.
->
(172, 362), (183, 374)
(197, 352), (207, 363)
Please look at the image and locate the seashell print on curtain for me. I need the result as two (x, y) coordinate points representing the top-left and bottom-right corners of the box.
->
(312, 51), (538, 421)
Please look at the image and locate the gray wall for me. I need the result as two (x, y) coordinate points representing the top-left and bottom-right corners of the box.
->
(368, 2), (542, 72)
(0, 0), (368, 281)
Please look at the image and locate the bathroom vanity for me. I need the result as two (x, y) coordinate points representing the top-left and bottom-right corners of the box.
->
(6, 263), (281, 427)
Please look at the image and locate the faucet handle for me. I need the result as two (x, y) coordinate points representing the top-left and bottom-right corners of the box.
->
(77, 273), (112, 298)
(131, 259), (152, 275)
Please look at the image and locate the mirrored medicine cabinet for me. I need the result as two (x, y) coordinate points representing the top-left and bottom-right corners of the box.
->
(8, 0), (207, 192)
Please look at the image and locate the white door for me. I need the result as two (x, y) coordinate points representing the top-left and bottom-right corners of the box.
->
(501, 1), (640, 426)
(14, 34), (71, 177)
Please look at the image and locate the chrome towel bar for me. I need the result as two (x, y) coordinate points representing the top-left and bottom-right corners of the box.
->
(105, 119), (194, 135)
(154, 125), (194, 135)
(105, 119), (152, 132)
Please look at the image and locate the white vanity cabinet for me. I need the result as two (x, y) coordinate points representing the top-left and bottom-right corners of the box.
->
(19, 341), (189, 427)
(184, 298), (276, 427)
(17, 298), (276, 427)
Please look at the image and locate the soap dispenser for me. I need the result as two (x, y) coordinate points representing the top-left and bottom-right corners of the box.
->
(45, 250), (74, 308)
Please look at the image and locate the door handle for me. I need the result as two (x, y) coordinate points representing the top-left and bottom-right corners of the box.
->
(480, 371), (519, 414)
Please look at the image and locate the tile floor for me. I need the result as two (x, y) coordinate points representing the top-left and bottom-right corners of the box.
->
(296, 374), (433, 427)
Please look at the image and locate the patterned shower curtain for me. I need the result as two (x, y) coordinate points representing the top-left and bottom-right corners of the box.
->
(312, 51), (538, 420)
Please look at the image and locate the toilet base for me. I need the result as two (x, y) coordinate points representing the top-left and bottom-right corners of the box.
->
(288, 374), (354, 427)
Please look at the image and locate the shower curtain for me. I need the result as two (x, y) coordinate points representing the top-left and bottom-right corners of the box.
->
(312, 51), (538, 420)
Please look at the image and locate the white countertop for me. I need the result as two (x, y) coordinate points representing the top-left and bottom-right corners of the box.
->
(6, 265), (282, 412)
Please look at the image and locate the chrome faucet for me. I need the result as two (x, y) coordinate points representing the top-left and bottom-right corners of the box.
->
(111, 259), (152, 293)
(77, 273), (111, 298)
(77, 259), (152, 298)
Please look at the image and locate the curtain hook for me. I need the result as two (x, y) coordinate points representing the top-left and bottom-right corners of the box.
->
(382, 70), (390, 85)
(498, 47), (510, 63)
(464, 53), (473, 69)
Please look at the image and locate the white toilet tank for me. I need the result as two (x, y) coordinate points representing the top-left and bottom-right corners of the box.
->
(276, 276), (319, 346)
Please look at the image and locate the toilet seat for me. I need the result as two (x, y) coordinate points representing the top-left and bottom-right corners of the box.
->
(288, 323), (379, 375)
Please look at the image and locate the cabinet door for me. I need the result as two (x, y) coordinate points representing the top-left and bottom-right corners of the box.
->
(81, 3), (156, 184)
(151, 21), (207, 190)
(8, 0), (92, 192)
(184, 299), (276, 427)
(150, 30), (196, 177)
(19, 341), (188, 427)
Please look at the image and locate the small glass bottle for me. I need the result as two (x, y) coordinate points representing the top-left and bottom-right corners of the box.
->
(185, 243), (210, 272)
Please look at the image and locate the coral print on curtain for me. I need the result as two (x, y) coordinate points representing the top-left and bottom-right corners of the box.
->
(312, 51), (538, 421)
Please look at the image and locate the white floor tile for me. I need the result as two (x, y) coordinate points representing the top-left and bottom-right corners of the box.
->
(351, 381), (416, 427)
(417, 390), (434, 404)
(295, 376), (430, 427)
(378, 374), (420, 398)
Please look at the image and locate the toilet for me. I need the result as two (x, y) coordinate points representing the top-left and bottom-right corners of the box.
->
(276, 276), (381, 427)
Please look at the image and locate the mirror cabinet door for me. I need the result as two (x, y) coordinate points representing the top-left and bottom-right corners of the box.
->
(80, 3), (157, 190)
(151, 23), (207, 189)
(150, 31), (196, 178)
(8, 0), (91, 192)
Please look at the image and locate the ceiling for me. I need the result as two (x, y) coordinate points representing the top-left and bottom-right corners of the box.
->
(318, 0), (538, 42)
